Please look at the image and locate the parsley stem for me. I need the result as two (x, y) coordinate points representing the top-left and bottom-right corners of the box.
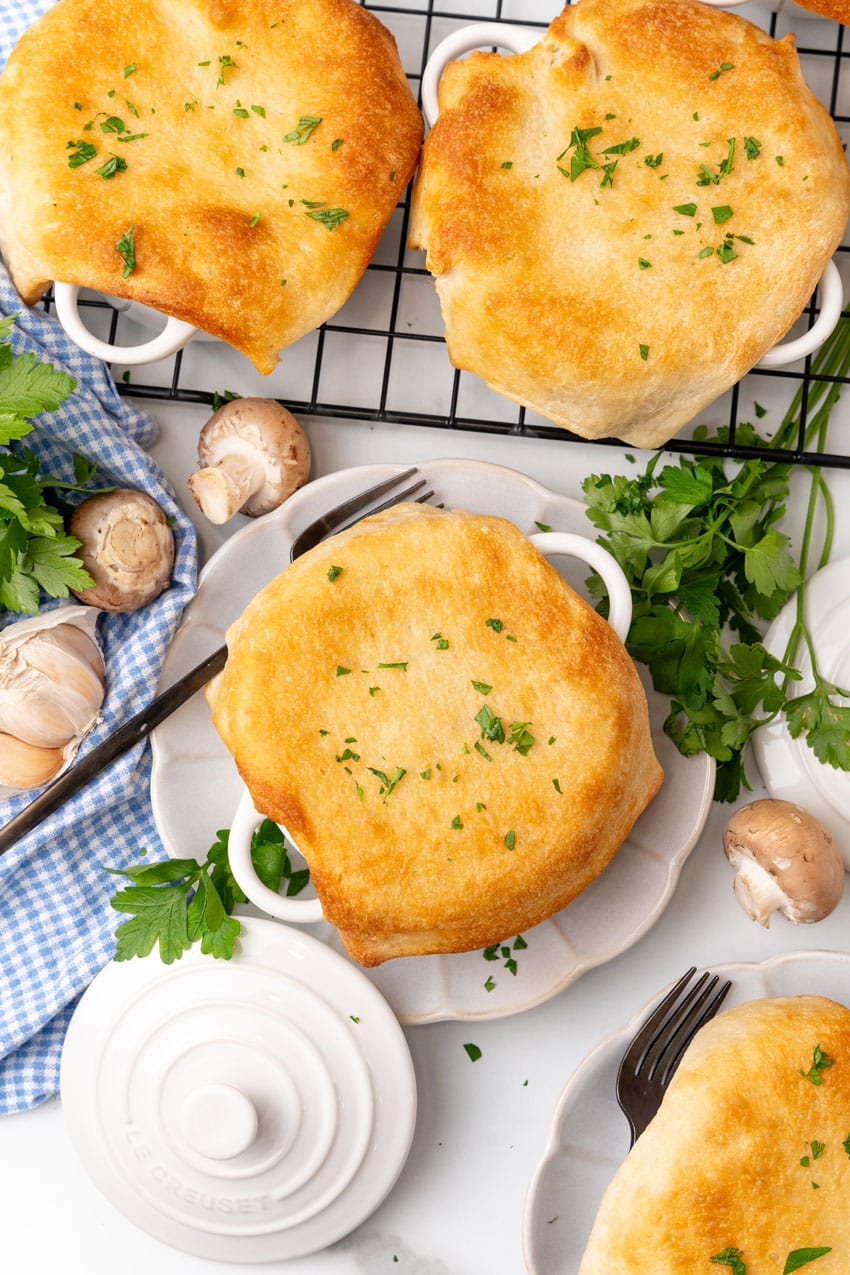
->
(776, 315), (850, 693)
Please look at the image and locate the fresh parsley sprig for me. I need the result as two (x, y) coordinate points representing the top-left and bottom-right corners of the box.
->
(581, 315), (850, 801)
(0, 317), (102, 613)
(106, 820), (310, 964)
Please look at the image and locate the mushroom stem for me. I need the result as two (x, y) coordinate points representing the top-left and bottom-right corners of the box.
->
(188, 398), (311, 525)
(188, 448), (267, 525)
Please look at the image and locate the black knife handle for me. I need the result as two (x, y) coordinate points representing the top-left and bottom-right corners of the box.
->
(0, 643), (228, 856)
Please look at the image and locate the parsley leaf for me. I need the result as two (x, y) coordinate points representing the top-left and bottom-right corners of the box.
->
(799, 1043), (834, 1085)
(107, 819), (308, 963)
(711, 1248), (746, 1275)
(783, 1250), (832, 1274)
(581, 314), (850, 800)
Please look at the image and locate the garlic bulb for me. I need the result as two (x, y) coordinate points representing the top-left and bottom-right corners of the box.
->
(0, 606), (105, 793)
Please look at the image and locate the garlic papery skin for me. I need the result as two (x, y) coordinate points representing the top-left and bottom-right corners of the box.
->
(0, 606), (105, 791)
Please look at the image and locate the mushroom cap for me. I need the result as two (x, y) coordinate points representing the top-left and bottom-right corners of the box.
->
(196, 397), (311, 517)
(723, 797), (845, 926)
(69, 488), (175, 612)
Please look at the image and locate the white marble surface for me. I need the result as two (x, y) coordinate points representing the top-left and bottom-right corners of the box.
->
(2, 401), (850, 1274)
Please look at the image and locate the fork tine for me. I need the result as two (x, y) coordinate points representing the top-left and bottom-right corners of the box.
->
(639, 971), (714, 1080)
(657, 977), (732, 1087)
(330, 478), (432, 537)
(618, 966), (698, 1076)
(288, 465), (419, 560)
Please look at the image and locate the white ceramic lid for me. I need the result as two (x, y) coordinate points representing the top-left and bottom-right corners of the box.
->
(59, 917), (417, 1263)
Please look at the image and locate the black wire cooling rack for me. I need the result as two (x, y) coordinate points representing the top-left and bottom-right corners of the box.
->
(50, 1), (850, 469)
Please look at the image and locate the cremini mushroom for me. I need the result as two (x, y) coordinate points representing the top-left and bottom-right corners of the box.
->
(69, 488), (175, 612)
(723, 798), (845, 926)
(188, 397), (311, 524)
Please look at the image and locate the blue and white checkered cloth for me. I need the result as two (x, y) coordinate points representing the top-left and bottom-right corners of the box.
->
(0, 251), (198, 1103)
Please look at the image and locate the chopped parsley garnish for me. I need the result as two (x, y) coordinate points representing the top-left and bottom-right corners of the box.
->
(327, 565), (343, 582)
(100, 115), (126, 133)
(744, 136), (761, 159)
(712, 205), (733, 224)
(639, 343), (649, 361)
(504, 830), (516, 850)
(377, 661), (407, 670)
(638, 258), (651, 270)
(559, 125), (602, 180)
(783, 1250), (832, 1274)
(249, 211), (261, 227)
(697, 137), (736, 186)
(252, 104), (266, 117)
(451, 815), (463, 829)
(336, 665), (351, 676)
(67, 138), (97, 168)
(305, 205), (350, 229)
(509, 722), (535, 755)
(471, 680), (492, 694)
(284, 115), (322, 144)
(644, 153), (663, 167)
(710, 1249), (746, 1274)
(474, 741), (492, 761)
(673, 202), (697, 216)
(233, 104), (250, 118)
(217, 54), (238, 86)
(475, 704), (505, 743)
(95, 154), (127, 179)
(367, 766), (406, 799)
(123, 63), (136, 77)
(431, 632), (449, 649)
(708, 62), (734, 80)
(115, 225), (136, 278)
(602, 136), (639, 155)
(553, 778), (562, 793)
(800, 1044), (834, 1085)
(463, 1043), (482, 1062)
(486, 618), (504, 632)
(500, 160), (513, 169)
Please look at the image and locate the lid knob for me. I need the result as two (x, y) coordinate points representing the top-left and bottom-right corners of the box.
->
(179, 1083), (259, 1160)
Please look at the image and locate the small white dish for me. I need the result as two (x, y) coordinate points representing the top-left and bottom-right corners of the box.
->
(59, 917), (416, 1264)
(522, 949), (850, 1275)
(150, 458), (715, 1025)
(752, 554), (850, 868)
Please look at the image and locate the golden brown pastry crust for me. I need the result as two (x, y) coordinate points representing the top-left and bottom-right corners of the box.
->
(0, 0), (423, 373)
(408, 0), (850, 448)
(207, 503), (662, 965)
(791, 0), (850, 23)
(580, 995), (850, 1273)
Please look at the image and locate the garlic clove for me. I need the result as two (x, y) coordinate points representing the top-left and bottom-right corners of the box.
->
(0, 606), (106, 791)
(0, 622), (105, 749)
(0, 730), (65, 789)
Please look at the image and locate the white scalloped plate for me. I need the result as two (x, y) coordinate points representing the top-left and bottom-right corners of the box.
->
(522, 950), (850, 1275)
(150, 459), (714, 1025)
